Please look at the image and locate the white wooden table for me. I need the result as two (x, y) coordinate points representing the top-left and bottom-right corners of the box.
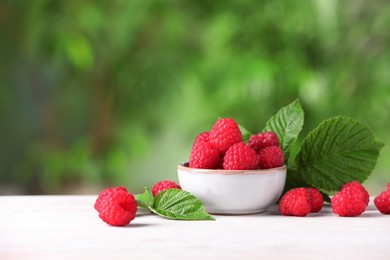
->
(1, 196), (389, 259)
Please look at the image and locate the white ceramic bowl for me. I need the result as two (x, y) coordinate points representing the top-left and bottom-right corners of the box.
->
(177, 163), (287, 215)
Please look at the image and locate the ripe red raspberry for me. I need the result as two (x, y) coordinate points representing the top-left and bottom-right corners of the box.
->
(94, 187), (137, 226)
(151, 180), (181, 196)
(209, 118), (242, 153)
(222, 142), (259, 170)
(257, 145), (284, 169)
(342, 181), (369, 205)
(374, 184), (390, 214)
(279, 188), (311, 217)
(193, 131), (210, 144)
(189, 142), (220, 169)
(306, 188), (324, 213)
(248, 131), (279, 152)
(331, 185), (367, 217)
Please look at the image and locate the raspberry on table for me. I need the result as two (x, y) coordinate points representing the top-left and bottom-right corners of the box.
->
(374, 183), (390, 214)
(209, 118), (242, 153)
(152, 180), (181, 197)
(257, 145), (284, 169)
(306, 188), (324, 213)
(248, 131), (279, 152)
(189, 142), (220, 169)
(279, 188), (311, 217)
(342, 181), (369, 205)
(222, 142), (259, 170)
(331, 183), (368, 217)
(94, 186), (137, 226)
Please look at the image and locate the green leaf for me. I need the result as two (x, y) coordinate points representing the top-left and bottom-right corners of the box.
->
(151, 189), (215, 220)
(283, 169), (331, 203)
(135, 187), (154, 209)
(283, 169), (311, 193)
(238, 124), (252, 143)
(296, 116), (384, 192)
(263, 99), (304, 163)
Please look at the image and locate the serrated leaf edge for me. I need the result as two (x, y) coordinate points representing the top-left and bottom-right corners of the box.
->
(151, 189), (215, 221)
(263, 99), (304, 162)
(295, 116), (384, 191)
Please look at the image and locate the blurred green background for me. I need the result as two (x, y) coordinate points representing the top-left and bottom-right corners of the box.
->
(1, 0), (389, 195)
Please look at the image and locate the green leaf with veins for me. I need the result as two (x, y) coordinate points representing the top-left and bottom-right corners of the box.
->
(135, 187), (154, 209)
(283, 169), (331, 203)
(296, 116), (384, 192)
(263, 99), (304, 163)
(151, 189), (214, 220)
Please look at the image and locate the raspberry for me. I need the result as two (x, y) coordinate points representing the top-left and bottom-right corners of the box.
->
(257, 145), (284, 169)
(222, 142), (259, 170)
(331, 184), (367, 217)
(151, 180), (181, 197)
(189, 142), (220, 169)
(94, 187), (137, 226)
(374, 184), (390, 214)
(193, 131), (210, 145)
(248, 131), (279, 152)
(209, 118), (242, 153)
(342, 181), (369, 205)
(306, 188), (324, 213)
(279, 188), (311, 217)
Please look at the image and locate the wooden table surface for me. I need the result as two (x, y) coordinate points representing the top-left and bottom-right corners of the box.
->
(1, 195), (389, 259)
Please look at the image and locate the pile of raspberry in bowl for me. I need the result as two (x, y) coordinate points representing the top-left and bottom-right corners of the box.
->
(189, 118), (285, 170)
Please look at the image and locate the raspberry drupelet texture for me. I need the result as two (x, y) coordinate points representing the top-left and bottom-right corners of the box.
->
(189, 142), (220, 169)
(331, 182), (368, 217)
(342, 181), (369, 205)
(257, 145), (284, 169)
(193, 131), (210, 145)
(279, 188), (311, 217)
(248, 131), (279, 152)
(151, 180), (181, 197)
(222, 142), (259, 170)
(94, 186), (137, 226)
(374, 184), (390, 214)
(209, 118), (242, 153)
(306, 188), (324, 213)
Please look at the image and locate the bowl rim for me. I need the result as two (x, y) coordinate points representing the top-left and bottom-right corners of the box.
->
(177, 162), (287, 175)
